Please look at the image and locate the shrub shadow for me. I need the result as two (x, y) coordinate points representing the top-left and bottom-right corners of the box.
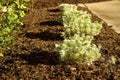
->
(40, 21), (63, 26)
(19, 50), (60, 65)
(25, 31), (63, 41)
(47, 8), (61, 12)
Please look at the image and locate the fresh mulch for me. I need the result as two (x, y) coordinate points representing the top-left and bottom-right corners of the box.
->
(0, 0), (120, 80)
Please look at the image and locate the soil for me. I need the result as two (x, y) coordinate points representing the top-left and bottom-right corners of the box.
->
(0, 0), (120, 80)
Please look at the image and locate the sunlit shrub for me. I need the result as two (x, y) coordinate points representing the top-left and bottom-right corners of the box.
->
(56, 4), (103, 65)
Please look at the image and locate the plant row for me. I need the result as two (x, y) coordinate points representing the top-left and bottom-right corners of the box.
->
(56, 4), (103, 65)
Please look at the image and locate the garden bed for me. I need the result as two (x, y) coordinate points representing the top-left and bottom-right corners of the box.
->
(0, 0), (120, 79)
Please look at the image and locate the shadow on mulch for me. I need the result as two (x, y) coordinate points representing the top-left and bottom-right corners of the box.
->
(25, 31), (63, 41)
(40, 21), (63, 26)
(18, 50), (60, 65)
(25, 20), (63, 40)
(47, 8), (61, 12)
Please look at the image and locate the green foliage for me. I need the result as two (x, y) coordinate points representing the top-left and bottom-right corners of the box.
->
(60, 4), (102, 38)
(0, 0), (30, 56)
(56, 4), (103, 65)
(109, 56), (116, 64)
(56, 34), (101, 64)
(58, 4), (77, 12)
(0, 52), (4, 57)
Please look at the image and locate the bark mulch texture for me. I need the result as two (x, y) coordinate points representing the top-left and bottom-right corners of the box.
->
(0, 0), (120, 80)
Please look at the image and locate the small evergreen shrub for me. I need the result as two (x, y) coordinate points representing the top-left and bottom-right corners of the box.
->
(56, 4), (103, 65)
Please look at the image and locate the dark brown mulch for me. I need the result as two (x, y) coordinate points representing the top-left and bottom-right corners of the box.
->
(0, 0), (120, 80)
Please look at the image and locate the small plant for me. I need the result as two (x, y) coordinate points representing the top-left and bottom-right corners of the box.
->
(0, 52), (4, 57)
(56, 4), (103, 65)
(0, 0), (31, 56)
(109, 56), (116, 64)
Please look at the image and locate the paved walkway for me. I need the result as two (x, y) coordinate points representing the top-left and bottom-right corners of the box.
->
(78, 0), (120, 33)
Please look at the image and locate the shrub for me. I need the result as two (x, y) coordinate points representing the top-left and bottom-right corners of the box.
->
(60, 4), (102, 38)
(56, 34), (101, 64)
(0, 0), (31, 57)
(56, 4), (103, 65)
